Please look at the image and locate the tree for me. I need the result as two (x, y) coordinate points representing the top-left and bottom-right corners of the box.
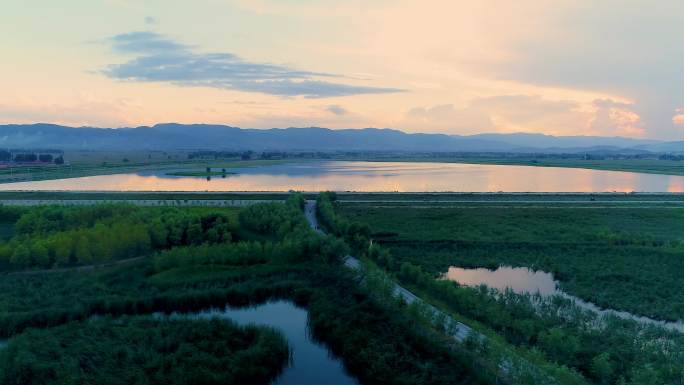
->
(538, 328), (579, 365)
(149, 219), (169, 248)
(629, 364), (662, 385)
(591, 352), (614, 384)
(31, 242), (50, 266)
(38, 154), (53, 163)
(74, 236), (92, 263)
(52, 235), (73, 265)
(10, 245), (31, 266)
(14, 153), (37, 162)
(186, 221), (203, 245)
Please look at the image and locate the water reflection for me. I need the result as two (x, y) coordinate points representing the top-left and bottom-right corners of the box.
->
(443, 266), (558, 295)
(1, 161), (684, 192)
(170, 301), (359, 385)
(443, 266), (684, 332)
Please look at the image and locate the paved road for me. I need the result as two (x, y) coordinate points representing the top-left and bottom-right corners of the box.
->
(304, 200), (474, 341)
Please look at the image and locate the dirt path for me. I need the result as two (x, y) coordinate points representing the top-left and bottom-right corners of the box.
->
(304, 200), (474, 342)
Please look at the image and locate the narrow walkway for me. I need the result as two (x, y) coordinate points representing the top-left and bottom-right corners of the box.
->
(304, 200), (474, 342)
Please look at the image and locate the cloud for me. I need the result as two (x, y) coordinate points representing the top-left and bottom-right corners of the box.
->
(469, 95), (579, 125)
(102, 31), (403, 98)
(405, 95), (581, 134)
(406, 104), (494, 133)
(108, 31), (190, 54)
(592, 99), (633, 110)
(325, 105), (348, 115)
(474, 1), (684, 138)
(144, 16), (157, 25)
(589, 99), (644, 137)
(404, 95), (645, 137)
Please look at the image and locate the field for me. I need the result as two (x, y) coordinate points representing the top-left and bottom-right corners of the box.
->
(0, 197), (504, 385)
(338, 202), (684, 321)
(2, 194), (684, 384)
(315, 193), (684, 385)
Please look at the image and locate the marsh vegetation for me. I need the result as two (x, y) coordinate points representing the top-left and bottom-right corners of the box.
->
(329, 195), (684, 385)
(0, 195), (496, 385)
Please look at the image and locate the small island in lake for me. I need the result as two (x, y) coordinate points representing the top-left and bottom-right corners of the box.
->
(167, 167), (236, 177)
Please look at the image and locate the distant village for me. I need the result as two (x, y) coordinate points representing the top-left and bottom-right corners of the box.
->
(0, 149), (65, 167)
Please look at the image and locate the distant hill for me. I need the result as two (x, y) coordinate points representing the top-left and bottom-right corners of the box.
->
(468, 133), (659, 149)
(0, 123), (671, 153)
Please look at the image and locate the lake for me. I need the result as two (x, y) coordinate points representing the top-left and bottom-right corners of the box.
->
(2, 161), (684, 192)
(443, 266), (684, 332)
(168, 300), (359, 385)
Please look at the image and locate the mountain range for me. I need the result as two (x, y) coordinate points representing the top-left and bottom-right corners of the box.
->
(0, 123), (678, 153)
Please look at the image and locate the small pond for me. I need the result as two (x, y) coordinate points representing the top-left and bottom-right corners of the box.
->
(165, 300), (359, 385)
(443, 266), (684, 333)
(443, 266), (558, 296)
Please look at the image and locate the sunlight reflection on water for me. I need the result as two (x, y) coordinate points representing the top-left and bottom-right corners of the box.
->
(1, 161), (683, 192)
(443, 266), (684, 332)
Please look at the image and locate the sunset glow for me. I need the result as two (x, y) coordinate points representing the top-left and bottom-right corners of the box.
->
(2, 1), (683, 139)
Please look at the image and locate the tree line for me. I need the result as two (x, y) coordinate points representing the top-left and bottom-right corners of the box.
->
(316, 192), (371, 252)
(155, 194), (347, 271)
(0, 204), (234, 269)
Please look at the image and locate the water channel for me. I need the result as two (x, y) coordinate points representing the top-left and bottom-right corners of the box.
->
(443, 266), (684, 332)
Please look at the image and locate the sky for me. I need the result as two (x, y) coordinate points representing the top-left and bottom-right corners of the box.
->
(1, 0), (684, 139)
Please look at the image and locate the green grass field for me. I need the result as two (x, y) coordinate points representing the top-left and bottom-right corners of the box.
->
(338, 202), (684, 321)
